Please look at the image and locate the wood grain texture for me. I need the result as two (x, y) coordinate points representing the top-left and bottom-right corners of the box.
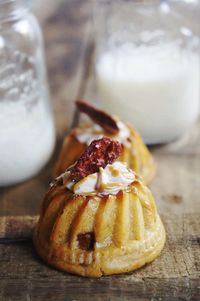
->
(0, 0), (200, 300)
(0, 216), (38, 239)
(0, 214), (199, 300)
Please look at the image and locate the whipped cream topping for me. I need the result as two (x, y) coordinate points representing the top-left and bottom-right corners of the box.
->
(63, 161), (135, 196)
(75, 121), (130, 146)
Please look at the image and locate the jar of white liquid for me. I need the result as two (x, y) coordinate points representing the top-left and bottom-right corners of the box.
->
(95, 0), (200, 144)
(0, 0), (55, 186)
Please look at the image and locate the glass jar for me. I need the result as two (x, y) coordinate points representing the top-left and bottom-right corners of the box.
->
(94, 0), (200, 144)
(0, 0), (55, 186)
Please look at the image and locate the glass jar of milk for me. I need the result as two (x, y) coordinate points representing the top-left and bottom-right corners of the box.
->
(95, 0), (200, 144)
(0, 0), (55, 186)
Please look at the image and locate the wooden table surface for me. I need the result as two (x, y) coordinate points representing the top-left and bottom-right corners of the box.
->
(0, 1), (200, 300)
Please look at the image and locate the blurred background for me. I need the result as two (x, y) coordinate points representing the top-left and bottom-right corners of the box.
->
(32, 0), (200, 141)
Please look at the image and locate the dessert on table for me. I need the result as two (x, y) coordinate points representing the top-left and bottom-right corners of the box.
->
(55, 100), (155, 184)
(34, 137), (165, 277)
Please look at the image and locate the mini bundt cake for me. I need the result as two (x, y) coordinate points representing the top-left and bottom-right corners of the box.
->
(34, 138), (165, 277)
(55, 100), (155, 184)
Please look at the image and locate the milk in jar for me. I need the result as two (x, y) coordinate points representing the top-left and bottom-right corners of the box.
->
(0, 0), (55, 186)
(96, 43), (200, 144)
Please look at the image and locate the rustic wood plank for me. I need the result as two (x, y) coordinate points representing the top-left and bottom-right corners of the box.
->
(150, 123), (200, 215)
(0, 214), (199, 300)
(0, 216), (38, 240)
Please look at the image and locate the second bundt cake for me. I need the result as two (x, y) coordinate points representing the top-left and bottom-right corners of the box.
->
(55, 100), (155, 184)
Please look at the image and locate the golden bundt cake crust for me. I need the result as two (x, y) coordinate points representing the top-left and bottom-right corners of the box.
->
(34, 215), (165, 277)
(33, 180), (165, 277)
(54, 125), (155, 184)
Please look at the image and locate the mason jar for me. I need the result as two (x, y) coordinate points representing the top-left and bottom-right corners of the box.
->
(95, 0), (200, 144)
(0, 0), (55, 186)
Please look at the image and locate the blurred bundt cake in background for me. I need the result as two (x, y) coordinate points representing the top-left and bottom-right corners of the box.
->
(34, 137), (165, 277)
(55, 100), (155, 184)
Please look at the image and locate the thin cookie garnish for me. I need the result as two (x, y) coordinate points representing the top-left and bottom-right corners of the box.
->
(68, 137), (122, 182)
(76, 100), (119, 134)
